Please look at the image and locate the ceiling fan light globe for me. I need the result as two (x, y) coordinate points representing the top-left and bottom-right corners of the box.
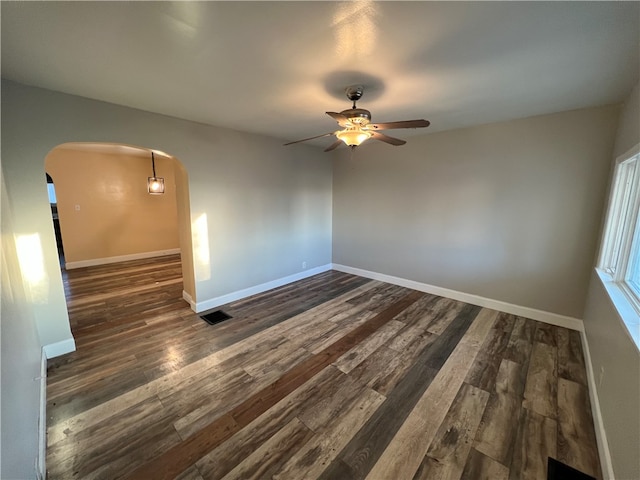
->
(336, 129), (373, 147)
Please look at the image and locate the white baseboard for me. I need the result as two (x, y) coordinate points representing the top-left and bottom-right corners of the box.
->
(65, 248), (180, 270)
(331, 264), (584, 331)
(182, 290), (195, 310)
(43, 337), (76, 359)
(194, 264), (332, 313)
(579, 330), (615, 480)
(37, 350), (47, 480)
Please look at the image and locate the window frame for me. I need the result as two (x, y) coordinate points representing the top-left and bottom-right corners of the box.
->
(597, 143), (640, 347)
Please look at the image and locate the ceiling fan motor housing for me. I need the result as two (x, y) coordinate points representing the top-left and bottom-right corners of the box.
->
(340, 108), (371, 125)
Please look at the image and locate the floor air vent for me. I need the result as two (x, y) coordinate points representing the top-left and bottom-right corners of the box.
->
(200, 310), (232, 326)
(547, 458), (596, 480)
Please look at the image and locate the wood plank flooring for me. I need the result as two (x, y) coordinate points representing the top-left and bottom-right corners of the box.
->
(47, 255), (602, 479)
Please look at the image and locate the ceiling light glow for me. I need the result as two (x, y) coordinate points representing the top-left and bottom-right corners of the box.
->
(335, 128), (373, 146)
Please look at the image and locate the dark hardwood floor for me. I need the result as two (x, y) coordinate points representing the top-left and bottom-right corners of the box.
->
(46, 255), (601, 479)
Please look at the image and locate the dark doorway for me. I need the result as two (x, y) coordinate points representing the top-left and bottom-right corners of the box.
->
(46, 173), (65, 267)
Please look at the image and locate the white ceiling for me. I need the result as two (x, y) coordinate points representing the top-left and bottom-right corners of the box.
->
(2, 1), (638, 148)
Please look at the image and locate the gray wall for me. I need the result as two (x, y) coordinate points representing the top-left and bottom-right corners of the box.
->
(2, 77), (634, 477)
(583, 82), (640, 480)
(1, 80), (332, 349)
(332, 105), (619, 318)
(1, 168), (45, 479)
(1, 80), (332, 475)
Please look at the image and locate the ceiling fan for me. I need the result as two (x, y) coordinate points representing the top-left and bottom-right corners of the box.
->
(284, 85), (430, 152)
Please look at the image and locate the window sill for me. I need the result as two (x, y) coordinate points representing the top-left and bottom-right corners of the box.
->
(596, 269), (640, 349)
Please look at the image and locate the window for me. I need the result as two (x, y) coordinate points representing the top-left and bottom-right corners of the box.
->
(598, 144), (640, 344)
(47, 183), (57, 204)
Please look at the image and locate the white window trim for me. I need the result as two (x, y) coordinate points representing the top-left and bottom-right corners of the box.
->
(596, 270), (640, 347)
(596, 143), (640, 349)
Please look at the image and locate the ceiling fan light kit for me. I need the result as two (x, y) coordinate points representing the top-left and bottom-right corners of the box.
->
(284, 85), (430, 151)
(336, 128), (373, 146)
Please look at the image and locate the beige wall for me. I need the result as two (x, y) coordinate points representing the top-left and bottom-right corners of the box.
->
(46, 146), (179, 264)
(583, 82), (640, 480)
(332, 105), (619, 318)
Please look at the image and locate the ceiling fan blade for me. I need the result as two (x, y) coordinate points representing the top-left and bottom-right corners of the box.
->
(324, 140), (342, 152)
(371, 131), (406, 146)
(326, 111), (350, 127)
(368, 119), (430, 130)
(283, 132), (334, 146)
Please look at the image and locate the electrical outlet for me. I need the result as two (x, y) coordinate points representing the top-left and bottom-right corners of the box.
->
(302, 261), (307, 269)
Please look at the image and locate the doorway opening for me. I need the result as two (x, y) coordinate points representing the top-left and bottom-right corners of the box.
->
(44, 142), (196, 331)
(46, 173), (66, 267)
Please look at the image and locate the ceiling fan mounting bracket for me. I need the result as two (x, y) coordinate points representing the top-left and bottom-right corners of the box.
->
(345, 85), (364, 105)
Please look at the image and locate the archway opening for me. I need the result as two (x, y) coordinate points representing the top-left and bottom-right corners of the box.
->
(44, 142), (195, 308)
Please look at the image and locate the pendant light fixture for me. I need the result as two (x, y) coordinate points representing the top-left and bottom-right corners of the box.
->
(147, 151), (165, 194)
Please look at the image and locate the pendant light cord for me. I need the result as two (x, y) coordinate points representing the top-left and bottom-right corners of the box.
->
(151, 151), (157, 177)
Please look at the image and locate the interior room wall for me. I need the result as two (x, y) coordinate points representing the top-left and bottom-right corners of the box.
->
(1, 79), (332, 478)
(1, 80), (332, 353)
(332, 105), (619, 319)
(1, 168), (46, 479)
(582, 81), (640, 480)
(45, 147), (180, 265)
(3, 76), (629, 478)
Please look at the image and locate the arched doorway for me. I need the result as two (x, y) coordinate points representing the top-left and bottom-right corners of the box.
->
(44, 142), (195, 305)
